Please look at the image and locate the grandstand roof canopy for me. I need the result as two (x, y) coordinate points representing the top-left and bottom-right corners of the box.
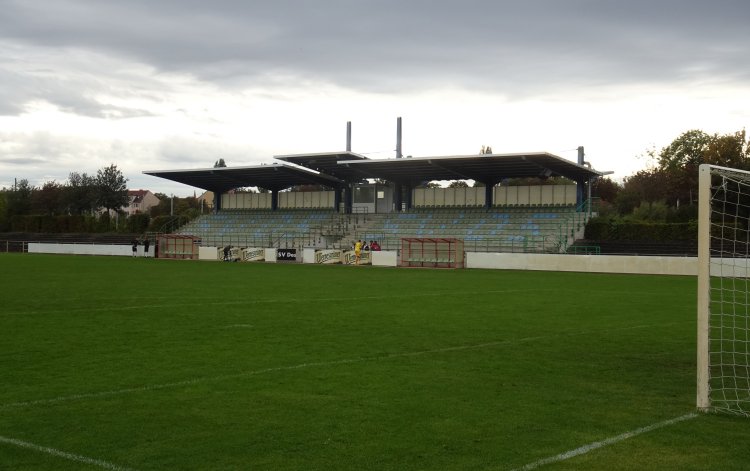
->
(145, 151), (603, 192)
(143, 163), (344, 193)
(337, 153), (603, 185)
(274, 152), (371, 182)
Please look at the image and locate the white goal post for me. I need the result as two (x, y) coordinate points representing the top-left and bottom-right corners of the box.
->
(697, 164), (750, 416)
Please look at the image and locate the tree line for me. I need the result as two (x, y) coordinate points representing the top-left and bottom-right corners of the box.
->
(585, 129), (750, 241)
(0, 164), (203, 233)
(1, 129), (748, 235)
(591, 129), (750, 221)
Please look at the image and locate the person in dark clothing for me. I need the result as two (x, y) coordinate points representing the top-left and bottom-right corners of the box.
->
(143, 238), (150, 257)
(131, 238), (138, 257)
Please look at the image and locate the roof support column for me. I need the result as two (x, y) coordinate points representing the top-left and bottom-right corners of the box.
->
(344, 185), (353, 214)
(404, 185), (413, 211)
(214, 191), (222, 213)
(334, 186), (342, 212)
(484, 183), (494, 210)
(271, 190), (279, 211)
(576, 181), (585, 209)
(394, 183), (403, 212)
(576, 145), (586, 210)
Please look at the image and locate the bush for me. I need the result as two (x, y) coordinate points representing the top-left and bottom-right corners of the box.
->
(125, 213), (150, 233)
(584, 217), (697, 241)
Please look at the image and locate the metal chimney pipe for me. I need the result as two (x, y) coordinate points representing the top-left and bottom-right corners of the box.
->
(346, 121), (352, 152)
(577, 146), (585, 165)
(396, 117), (402, 158)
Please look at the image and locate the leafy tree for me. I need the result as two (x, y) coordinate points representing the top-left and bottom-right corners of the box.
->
(703, 129), (750, 169)
(6, 179), (33, 217)
(214, 158), (227, 168)
(32, 181), (65, 215)
(654, 129), (750, 208)
(657, 129), (712, 171)
(448, 180), (469, 188)
(591, 177), (620, 203)
(65, 172), (97, 215)
(615, 169), (669, 214)
(95, 164), (129, 215)
(0, 190), (8, 231)
(149, 194), (200, 218)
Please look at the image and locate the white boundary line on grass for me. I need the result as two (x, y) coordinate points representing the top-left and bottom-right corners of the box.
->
(509, 412), (698, 470)
(2, 287), (669, 316)
(0, 435), (138, 471)
(0, 322), (677, 411)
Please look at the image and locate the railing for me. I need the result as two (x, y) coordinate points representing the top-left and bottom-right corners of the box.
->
(352, 234), (564, 253)
(565, 245), (602, 255)
(0, 240), (28, 253)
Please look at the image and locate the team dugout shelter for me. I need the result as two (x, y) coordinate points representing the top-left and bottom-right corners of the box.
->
(145, 150), (604, 214)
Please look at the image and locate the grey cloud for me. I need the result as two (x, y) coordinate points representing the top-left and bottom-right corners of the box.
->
(0, 0), (748, 97)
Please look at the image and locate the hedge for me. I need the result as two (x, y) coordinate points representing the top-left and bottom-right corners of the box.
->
(9, 214), (151, 234)
(585, 219), (698, 241)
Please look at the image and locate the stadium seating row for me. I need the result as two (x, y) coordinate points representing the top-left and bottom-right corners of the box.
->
(175, 205), (589, 253)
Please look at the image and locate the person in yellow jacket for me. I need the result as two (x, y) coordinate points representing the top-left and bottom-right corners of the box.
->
(354, 239), (362, 265)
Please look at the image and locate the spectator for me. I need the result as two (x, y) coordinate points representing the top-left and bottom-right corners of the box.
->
(143, 237), (150, 257)
(354, 239), (362, 265)
(131, 238), (138, 257)
(371, 240), (381, 251)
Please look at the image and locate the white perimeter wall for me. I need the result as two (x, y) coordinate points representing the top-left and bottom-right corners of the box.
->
(465, 252), (749, 277)
(30, 242), (747, 277)
(28, 243), (153, 257)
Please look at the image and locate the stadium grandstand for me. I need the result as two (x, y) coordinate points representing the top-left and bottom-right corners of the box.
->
(145, 146), (603, 256)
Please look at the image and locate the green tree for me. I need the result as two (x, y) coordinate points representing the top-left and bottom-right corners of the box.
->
(65, 172), (97, 215)
(32, 181), (65, 215)
(615, 169), (669, 214)
(655, 129), (750, 208)
(591, 177), (620, 204)
(95, 164), (129, 215)
(703, 130), (750, 169)
(0, 190), (8, 231)
(448, 180), (469, 188)
(657, 129), (712, 171)
(214, 158), (227, 168)
(6, 179), (33, 217)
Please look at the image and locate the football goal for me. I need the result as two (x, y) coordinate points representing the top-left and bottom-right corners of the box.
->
(697, 164), (750, 417)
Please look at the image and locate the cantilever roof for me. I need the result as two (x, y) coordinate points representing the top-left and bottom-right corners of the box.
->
(144, 151), (603, 193)
(143, 163), (344, 193)
(336, 152), (603, 185)
(274, 151), (371, 183)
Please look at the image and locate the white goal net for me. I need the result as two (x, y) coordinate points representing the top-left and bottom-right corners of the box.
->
(698, 164), (750, 416)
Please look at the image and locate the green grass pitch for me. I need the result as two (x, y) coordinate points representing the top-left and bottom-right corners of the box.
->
(1, 253), (748, 470)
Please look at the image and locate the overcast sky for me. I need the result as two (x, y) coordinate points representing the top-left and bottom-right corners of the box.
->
(1, 0), (748, 195)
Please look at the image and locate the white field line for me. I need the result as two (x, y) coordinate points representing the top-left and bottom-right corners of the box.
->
(1, 287), (666, 316)
(0, 435), (138, 471)
(509, 413), (698, 471)
(0, 322), (675, 411)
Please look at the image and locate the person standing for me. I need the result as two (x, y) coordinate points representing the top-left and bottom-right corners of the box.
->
(131, 238), (138, 257)
(354, 239), (362, 265)
(143, 237), (150, 257)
